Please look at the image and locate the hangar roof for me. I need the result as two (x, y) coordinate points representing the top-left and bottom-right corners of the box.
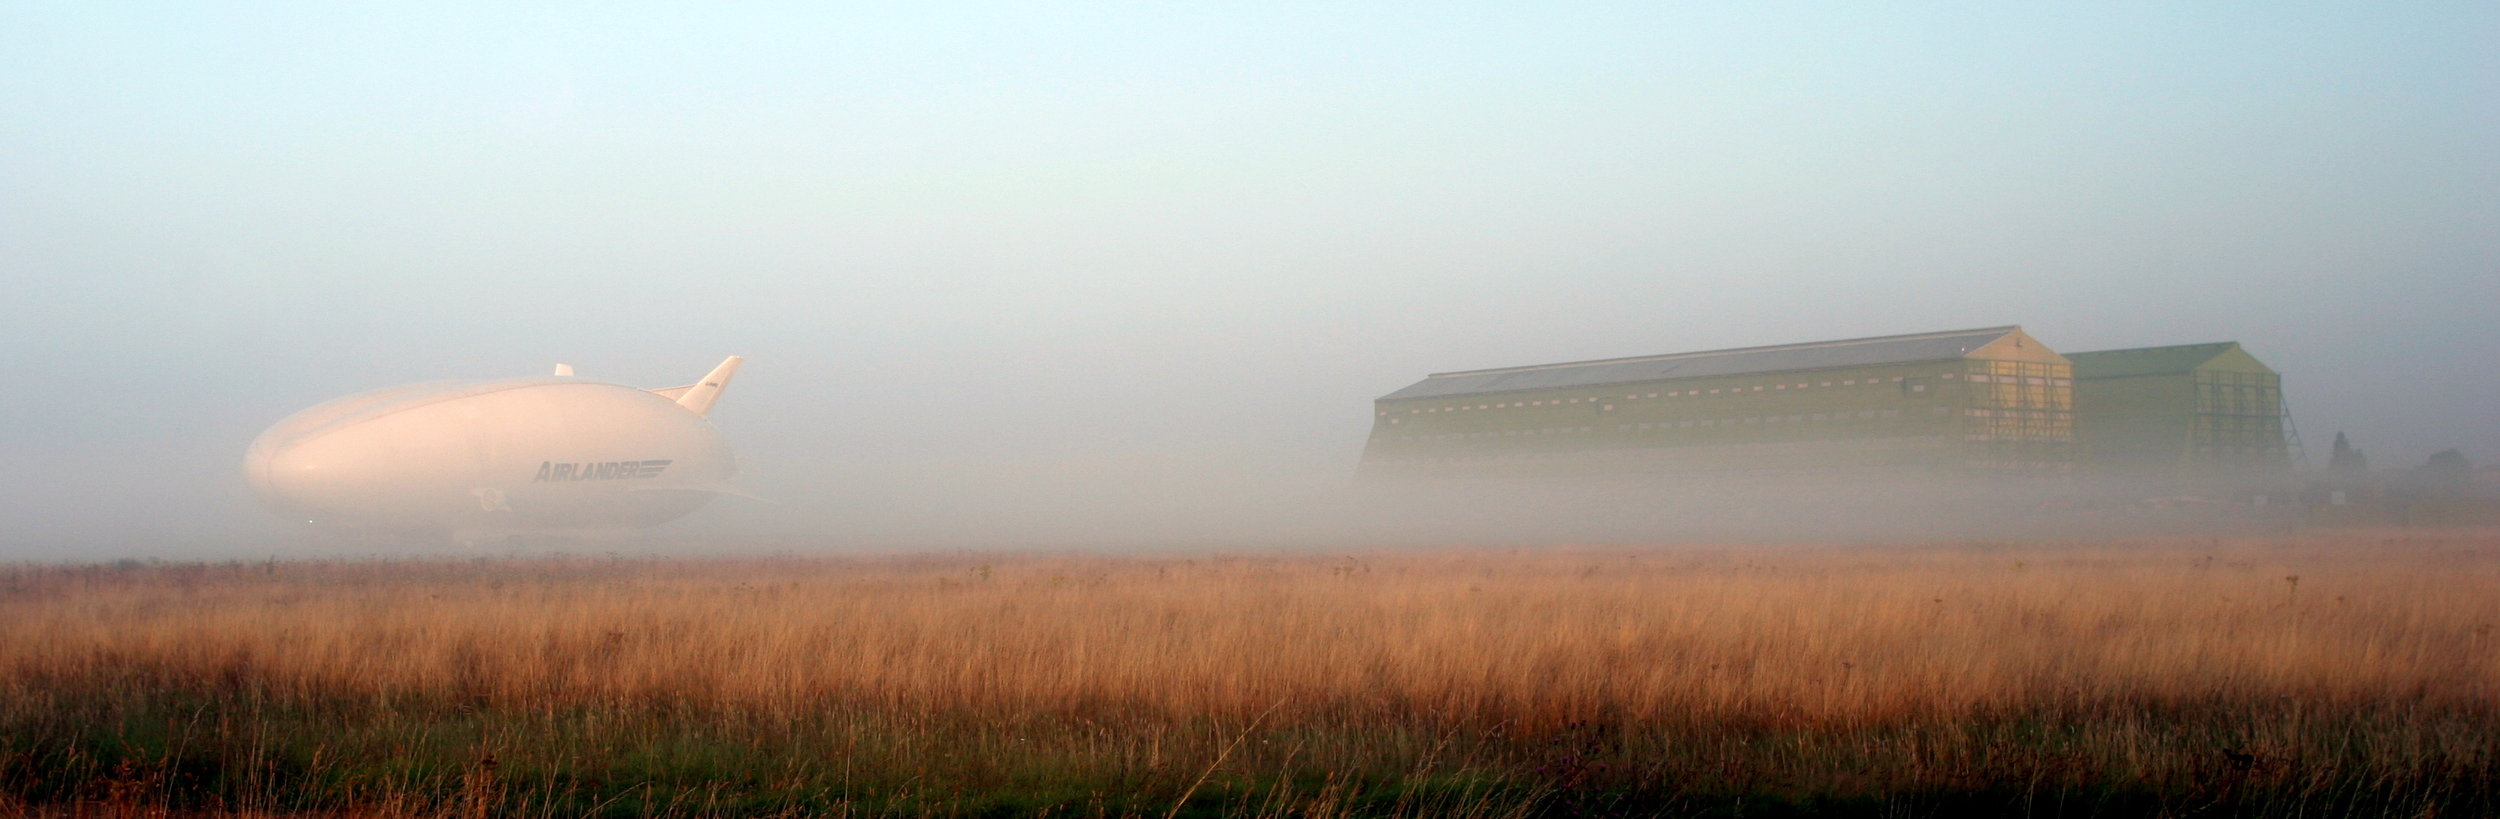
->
(1380, 326), (2033, 402)
(2067, 342), (2269, 379)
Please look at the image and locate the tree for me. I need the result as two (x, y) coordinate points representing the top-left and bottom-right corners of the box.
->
(2415, 449), (2473, 497)
(2329, 432), (2367, 476)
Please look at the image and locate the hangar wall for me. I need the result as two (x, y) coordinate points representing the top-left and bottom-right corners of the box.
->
(2067, 342), (2292, 478)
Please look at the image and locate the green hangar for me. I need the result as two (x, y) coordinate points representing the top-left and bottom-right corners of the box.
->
(2066, 342), (2293, 477)
(1360, 326), (2079, 478)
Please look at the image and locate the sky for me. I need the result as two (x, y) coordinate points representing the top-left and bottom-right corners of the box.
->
(2, 3), (2494, 558)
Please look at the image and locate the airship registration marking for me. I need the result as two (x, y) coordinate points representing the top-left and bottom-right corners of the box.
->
(533, 460), (673, 482)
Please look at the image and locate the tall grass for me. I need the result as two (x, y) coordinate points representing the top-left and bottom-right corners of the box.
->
(3, 531), (2494, 816)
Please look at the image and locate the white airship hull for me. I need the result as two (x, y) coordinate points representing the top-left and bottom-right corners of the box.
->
(245, 359), (743, 535)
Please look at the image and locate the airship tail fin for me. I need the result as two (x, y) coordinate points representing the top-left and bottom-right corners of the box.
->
(654, 356), (742, 417)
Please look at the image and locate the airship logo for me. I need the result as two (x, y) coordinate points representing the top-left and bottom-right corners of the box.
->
(533, 460), (673, 482)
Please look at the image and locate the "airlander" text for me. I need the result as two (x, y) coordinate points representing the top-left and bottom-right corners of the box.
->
(533, 460), (672, 482)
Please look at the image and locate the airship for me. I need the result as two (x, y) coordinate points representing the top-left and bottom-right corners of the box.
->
(244, 357), (747, 536)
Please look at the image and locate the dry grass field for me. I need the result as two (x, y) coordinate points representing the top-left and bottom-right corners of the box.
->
(3, 530), (2495, 817)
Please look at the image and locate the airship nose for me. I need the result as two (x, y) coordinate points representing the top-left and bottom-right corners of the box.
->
(244, 434), (327, 516)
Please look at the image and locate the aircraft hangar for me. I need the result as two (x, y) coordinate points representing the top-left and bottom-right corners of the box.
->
(1359, 326), (2079, 478)
(2066, 342), (2296, 478)
(1361, 326), (2303, 484)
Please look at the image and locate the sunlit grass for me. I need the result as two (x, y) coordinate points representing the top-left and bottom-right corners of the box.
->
(3, 530), (2494, 816)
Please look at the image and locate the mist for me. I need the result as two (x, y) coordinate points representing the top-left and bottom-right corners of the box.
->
(3, 4), (2493, 560)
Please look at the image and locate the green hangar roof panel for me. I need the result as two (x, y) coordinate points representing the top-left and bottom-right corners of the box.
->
(1380, 326), (2038, 402)
(2068, 342), (2268, 379)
